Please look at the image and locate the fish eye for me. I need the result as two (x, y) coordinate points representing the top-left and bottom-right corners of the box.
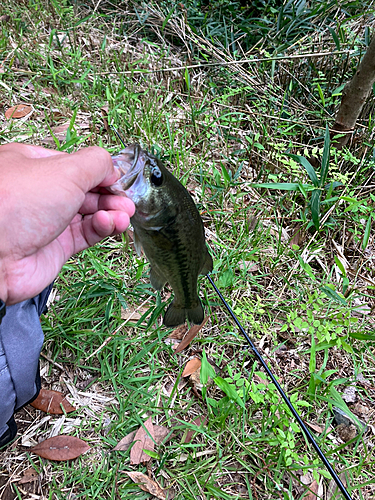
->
(150, 167), (163, 186)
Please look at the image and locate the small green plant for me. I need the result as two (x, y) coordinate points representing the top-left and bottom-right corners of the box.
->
(253, 125), (342, 232)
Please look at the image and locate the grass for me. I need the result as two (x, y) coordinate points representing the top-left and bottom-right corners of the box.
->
(1, 0), (375, 499)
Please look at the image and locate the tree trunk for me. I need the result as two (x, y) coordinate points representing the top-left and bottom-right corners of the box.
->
(332, 34), (375, 148)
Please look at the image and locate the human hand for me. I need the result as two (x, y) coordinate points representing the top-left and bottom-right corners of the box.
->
(0, 143), (135, 305)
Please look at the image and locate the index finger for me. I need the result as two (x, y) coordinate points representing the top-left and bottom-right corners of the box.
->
(0, 143), (67, 158)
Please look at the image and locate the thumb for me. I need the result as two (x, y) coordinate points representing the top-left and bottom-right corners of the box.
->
(52, 146), (119, 193)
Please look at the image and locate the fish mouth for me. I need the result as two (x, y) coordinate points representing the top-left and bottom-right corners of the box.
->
(111, 144), (143, 192)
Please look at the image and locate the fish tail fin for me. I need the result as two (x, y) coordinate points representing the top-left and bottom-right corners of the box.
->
(163, 300), (204, 327)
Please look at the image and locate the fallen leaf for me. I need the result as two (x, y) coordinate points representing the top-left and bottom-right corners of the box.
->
(114, 424), (170, 452)
(163, 378), (188, 397)
(327, 473), (347, 500)
(31, 389), (76, 414)
(305, 480), (319, 500)
(52, 123), (70, 134)
(0, 14), (11, 23)
(30, 435), (90, 461)
(289, 225), (303, 248)
(174, 317), (208, 353)
(121, 306), (149, 322)
(130, 417), (155, 465)
(113, 430), (136, 451)
(306, 422), (324, 434)
(101, 105), (109, 132)
(5, 104), (32, 119)
(41, 122), (70, 144)
(253, 373), (269, 385)
(168, 324), (188, 340)
(183, 416), (208, 444)
(18, 468), (39, 484)
(154, 425), (171, 445)
(126, 471), (174, 500)
(182, 358), (201, 377)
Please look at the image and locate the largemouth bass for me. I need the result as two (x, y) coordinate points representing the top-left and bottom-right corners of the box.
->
(108, 144), (213, 327)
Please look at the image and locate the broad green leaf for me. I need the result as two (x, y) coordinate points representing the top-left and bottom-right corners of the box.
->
(321, 285), (347, 305)
(310, 189), (321, 230)
(200, 349), (216, 385)
(286, 154), (319, 187)
(328, 27), (340, 50)
(142, 449), (160, 459)
(316, 83), (325, 107)
(334, 255), (346, 276)
(320, 125), (330, 187)
(214, 377), (245, 409)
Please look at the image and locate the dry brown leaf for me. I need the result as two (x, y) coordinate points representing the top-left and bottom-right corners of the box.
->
(182, 357), (201, 377)
(30, 389), (76, 414)
(253, 373), (269, 385)
(42, 122), (70, 145)
(130, 417), (155, 465)
(113, 430), (136, 451)
(174, 317), (208, 353)
(327, 473), (347, 500)
(30, 435), (90, 461)
(121, 306), (149, 322)
(101, 105), (109, 131)
(18, 468), (39, 485)
(305, 480), (319, 500)
(168, 324), (188, 340)
(306, 422), (324, 434)
(154, 425), (171, 445)
(5, 104), (32, 119)
(183, 416), (208, 444)
(52, 123), (70, 134)
(114, 425), (170, 452)
(289, 226), (303, 248)
(126, 471), (174, 500)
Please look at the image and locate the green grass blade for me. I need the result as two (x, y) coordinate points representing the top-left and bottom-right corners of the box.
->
(320, 125), (330, 187)
(321, 285), (347, 305)
(286, 154), (319, 187)
(362, 213), (372, 250)
(310, 189), (321, 230)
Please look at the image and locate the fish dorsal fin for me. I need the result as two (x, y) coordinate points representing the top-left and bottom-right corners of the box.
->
(200, 247), (213, 275)
(133, 230), (142, 256)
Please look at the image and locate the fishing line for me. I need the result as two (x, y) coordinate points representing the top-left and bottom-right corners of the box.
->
(206, 273), (353, 500)
(110, 124), (127, 148)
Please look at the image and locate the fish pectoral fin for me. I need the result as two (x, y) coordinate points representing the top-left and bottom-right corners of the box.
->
(150, 268), (166, 291)
(163, 300), (204, 327)
(133, 230), (142, 256)
(200, 248), (213, 275)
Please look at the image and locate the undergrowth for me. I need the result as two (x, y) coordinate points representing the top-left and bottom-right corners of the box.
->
(0, 0), (374, 499)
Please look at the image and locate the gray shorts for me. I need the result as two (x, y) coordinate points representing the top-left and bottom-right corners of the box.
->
(0, 284), (52, 436)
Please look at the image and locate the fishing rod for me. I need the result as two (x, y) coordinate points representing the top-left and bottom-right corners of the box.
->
(206, 273), (352, 500)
